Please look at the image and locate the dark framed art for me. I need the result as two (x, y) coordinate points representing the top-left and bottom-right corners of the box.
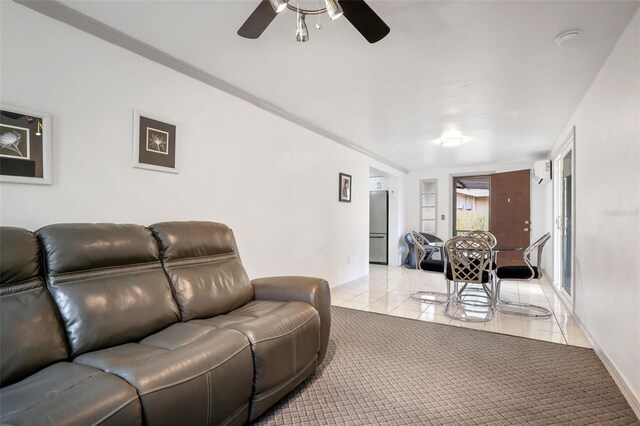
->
(339, 173), (352, 202)
(132, 110), (178, 173)
(0, 104), (52, 185)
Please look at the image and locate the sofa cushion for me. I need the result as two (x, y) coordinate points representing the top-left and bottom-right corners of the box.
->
(37, 223), (180, 356)
(0, 227), (68, 386)
(74, 322), (253, 426)
(0, 227), (41, 285)
(149, 221), (254, 321)
(0, 362), (141, 426)
(191, 301), (320, 395)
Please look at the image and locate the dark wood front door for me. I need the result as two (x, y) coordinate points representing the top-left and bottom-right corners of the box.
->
(490, 170), (531, 266)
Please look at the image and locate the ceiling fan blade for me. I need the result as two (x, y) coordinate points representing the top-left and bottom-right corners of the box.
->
(238, 0), (278, 39)
(340, 0), (390, 44)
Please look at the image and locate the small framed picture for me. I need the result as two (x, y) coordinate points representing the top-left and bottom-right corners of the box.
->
(132, 110), (178, 173)
(339, 173), (352, 203)
(0, 104), (52, 185)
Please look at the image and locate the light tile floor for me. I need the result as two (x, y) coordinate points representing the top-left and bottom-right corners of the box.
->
(331, 265), (591, 348)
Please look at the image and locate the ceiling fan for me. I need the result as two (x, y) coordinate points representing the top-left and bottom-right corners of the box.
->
(238, 0), (390, 43)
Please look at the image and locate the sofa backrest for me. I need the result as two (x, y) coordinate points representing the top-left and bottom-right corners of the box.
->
(149, 221), (254, 321)
(0, 227), (68, 386)
(37, 223), (180, 356)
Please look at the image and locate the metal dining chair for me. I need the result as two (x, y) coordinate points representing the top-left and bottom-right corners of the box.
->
(495, 233), (552, 317)
(460, 230), (498, 297)
(410, 231), (448, 304)
(444, 236), (495, 322)
(465, 230), (497, 248)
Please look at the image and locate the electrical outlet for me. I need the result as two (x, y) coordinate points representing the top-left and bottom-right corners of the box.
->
(347, 256), (351, 265)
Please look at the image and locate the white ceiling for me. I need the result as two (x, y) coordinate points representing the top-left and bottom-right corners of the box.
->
(58, 0), (639, 171)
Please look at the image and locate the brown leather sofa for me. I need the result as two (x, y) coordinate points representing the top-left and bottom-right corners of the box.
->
(0, 221), (331, 425)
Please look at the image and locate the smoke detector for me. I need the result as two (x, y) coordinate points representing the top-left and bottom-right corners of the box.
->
(555, 30), (582, 47)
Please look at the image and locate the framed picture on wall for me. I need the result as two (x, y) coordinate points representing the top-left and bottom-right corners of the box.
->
(0, 104), (52, 185)
(339, 173), (352, 202)
(132, 110), (178, 173)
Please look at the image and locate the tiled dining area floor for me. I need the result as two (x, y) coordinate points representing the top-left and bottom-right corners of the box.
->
(331, 265), (591, 348)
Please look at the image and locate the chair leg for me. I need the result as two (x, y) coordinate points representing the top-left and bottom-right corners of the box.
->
(410, 271), (449, 304)
(410, 291), (448, 304)
(495, 279), (552, 318)
(444, 280), (494, 323)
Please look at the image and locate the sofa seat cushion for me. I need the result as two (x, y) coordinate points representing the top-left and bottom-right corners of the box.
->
(74, 322), (253, 426)
(0, 362), (141, 426)
(191, 300), (320, 396)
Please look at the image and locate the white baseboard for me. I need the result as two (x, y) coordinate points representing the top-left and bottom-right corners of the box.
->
(334, 274), (369, 289)
(541, 270), (639, 418)
(571, 313), (640, 419)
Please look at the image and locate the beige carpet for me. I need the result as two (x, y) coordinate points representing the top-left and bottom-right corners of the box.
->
(256, 306), (638, 425)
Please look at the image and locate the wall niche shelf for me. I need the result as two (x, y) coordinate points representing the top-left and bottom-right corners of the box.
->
(420, 179), (437, 234)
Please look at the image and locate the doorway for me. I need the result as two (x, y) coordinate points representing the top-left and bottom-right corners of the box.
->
(553, 130), (575, 306)
(370, 168), (395, 265)
(452, 176), (491, 236)
(452, 170), (531, 266)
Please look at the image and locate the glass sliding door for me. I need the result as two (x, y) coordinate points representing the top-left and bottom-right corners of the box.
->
(553, 129), (575, 306)
(561, 150), (573, 296)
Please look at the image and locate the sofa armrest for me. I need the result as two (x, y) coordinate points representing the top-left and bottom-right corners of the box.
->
(252, 276), (331, 364)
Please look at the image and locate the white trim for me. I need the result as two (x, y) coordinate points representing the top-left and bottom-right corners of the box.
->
(132, 109), (179, 174)
(14, 0), (409, 175)
(0, 103), (52, 185)
(571, 313), (640, 420)
(336, 274), (369, 289)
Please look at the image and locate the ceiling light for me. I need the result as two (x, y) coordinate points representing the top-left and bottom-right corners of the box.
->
(325, 0), (343, 20)
(554, 30), (581, 47)
(440, 137), (463, 147)
(296, 13), (309, 42)
(268, 0), (288, 13)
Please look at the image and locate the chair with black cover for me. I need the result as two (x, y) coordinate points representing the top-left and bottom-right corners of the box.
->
(410, 231), (448, 303)
(444, 236), (495, 322)
(495, 233), (552, 317)
(403, 232), (443, 269)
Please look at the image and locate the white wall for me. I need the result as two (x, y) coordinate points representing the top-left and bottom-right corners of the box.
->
(369, 177), (389, 191)
(548, 9), (640, 408)
(0, 2), (406, 288)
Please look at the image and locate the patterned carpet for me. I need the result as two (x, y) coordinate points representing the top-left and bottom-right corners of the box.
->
(256, 307), (638, 425)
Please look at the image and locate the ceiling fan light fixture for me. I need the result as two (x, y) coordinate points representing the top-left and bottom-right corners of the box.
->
(325, 0), (343, 20)
(440, 137), (464, 147)
(296, 13), (309, 42)
(268, 0), (287, 13)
